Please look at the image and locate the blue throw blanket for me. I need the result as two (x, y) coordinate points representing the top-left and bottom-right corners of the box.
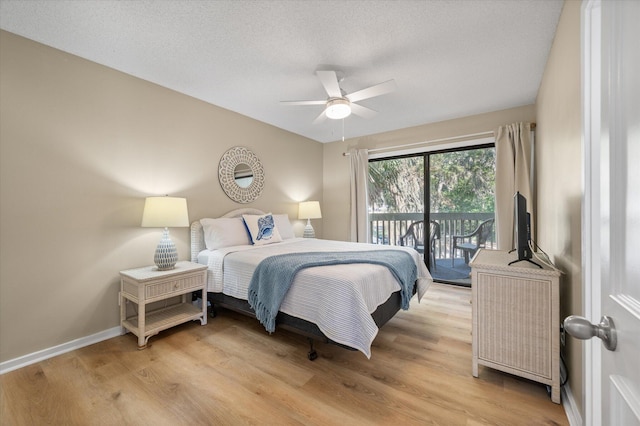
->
(247, 250), (417, 333)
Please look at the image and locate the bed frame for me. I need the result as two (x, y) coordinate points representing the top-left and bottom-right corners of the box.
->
(191, 208), (411, 360)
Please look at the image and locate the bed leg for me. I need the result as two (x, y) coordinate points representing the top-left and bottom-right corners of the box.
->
(307, 338), (318, 361)
(191, 290), (215, 317)
(206, 293), (217, 318)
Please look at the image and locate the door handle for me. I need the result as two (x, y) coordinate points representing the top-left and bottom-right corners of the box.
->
(563, 315), (617, 351)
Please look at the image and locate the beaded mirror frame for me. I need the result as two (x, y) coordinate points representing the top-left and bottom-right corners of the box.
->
(218, 146), (265, 203)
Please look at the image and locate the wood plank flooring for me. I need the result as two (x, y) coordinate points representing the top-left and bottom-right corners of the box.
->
(0, 283), (568, 425)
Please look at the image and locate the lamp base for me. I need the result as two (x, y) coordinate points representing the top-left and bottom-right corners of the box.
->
(303, 219), (315, 238)
(154, 228), (178, 270)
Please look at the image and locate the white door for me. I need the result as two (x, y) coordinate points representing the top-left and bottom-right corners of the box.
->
(582, 1), (640, 425)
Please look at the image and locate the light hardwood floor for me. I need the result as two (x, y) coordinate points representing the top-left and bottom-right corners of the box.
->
(0, 283), (568, 425)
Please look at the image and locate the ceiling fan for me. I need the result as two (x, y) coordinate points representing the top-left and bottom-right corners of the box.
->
(281, 70), (397, 124)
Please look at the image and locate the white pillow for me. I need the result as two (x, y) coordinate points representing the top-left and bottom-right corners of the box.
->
(200, 217), (251, 250)
(242, 213), (283, 246)
(272, 214), (295, 239)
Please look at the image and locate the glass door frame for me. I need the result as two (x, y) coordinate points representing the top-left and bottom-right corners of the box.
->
(370, 142), (495, 285)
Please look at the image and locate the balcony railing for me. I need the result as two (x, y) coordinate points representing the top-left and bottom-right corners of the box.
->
(369, 212), (496, 261)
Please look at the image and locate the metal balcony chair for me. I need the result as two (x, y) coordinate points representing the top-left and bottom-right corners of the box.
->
(398, 220), (441, 270)
(450, 218), (494, 266)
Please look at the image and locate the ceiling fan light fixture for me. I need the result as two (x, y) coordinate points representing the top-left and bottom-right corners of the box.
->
(325, 98), (351, 119)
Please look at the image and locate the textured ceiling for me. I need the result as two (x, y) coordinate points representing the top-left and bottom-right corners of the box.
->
(0, 0), (563, 143)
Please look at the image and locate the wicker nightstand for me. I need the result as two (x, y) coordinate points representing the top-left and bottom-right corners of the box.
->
(119, 261), (208, 349)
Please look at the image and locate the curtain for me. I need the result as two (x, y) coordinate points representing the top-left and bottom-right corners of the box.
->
(349, 148), (370, 242)
(494, 122), (535, 251)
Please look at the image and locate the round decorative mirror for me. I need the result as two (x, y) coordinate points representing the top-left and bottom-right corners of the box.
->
(219, 147), (264, 203)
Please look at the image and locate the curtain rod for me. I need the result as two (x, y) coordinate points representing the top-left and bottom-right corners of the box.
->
(342, 123), (536, 156)
(342, 130), (492, 156)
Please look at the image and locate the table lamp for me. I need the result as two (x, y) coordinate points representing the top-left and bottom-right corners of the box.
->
(141, 196), (190, 270)
(298, 201), (322, 238)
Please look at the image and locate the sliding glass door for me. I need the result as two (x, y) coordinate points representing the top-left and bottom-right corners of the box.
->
(368, 144), (496, 286)
(428, 146), (496, 285)
(369, 155), (425, 246)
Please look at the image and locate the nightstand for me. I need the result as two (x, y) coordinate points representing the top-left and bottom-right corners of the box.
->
(119, 261), (208, 349)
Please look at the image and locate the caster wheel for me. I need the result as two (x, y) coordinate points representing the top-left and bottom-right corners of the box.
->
(308, 350), (318, 361)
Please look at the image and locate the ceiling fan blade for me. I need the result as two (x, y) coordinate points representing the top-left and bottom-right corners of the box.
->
(316, 70), (342, 98)
(347, 79), (397, 103)
(312, 110), (327, 124)
(350, 103), (377, 119)
(280, 100), (326, 106)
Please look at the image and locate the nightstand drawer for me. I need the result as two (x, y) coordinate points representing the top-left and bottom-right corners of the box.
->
(146, 273), (205, 298)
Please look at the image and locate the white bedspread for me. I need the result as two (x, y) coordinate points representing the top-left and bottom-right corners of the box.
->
(197, 238), (432, 358)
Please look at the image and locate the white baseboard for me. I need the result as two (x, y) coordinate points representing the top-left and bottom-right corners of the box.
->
(0, 326), (122, 375)
(562, 383), (584, 426)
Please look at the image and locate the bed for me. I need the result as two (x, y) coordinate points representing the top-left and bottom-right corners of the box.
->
(191, 208), (432, 359)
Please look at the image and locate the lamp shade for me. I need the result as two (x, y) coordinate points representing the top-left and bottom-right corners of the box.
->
(298, 201), (322, 220)
(141, 196), (189, 228)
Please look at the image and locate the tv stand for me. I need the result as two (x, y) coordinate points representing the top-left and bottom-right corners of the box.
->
(508, 258), (542, 268)
(507, 248), (543, 268)
(470, 249), (561, 404)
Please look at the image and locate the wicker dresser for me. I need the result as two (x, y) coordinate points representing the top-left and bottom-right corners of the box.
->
(469, 249), (561, 404)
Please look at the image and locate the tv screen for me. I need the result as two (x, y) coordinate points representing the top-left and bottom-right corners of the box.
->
(514, 191), (532, 261)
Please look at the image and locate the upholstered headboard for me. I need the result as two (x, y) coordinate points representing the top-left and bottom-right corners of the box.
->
(190, 208), (265, 262)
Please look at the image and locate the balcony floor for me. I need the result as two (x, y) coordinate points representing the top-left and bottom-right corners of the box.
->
(431, 258), (471, 286)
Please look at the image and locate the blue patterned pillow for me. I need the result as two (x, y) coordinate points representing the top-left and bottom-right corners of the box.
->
(242, 213), (283, 246)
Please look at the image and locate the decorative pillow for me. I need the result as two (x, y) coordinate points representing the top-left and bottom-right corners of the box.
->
(272, 214), (295, 239)
(200, 217), (251, 250)
(242, 213), (283, 246)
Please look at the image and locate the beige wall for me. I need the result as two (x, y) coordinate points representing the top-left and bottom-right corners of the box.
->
(536, 0), (583, 415)
(322, 105), (536, 241)
(0, 31), (322, 363)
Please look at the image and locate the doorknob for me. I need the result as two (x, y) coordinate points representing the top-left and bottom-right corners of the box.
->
(563, 315), (617, 351)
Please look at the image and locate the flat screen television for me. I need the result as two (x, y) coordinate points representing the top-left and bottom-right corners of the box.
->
(514, 191), (532, 260)
(509, 191), (541, 267)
